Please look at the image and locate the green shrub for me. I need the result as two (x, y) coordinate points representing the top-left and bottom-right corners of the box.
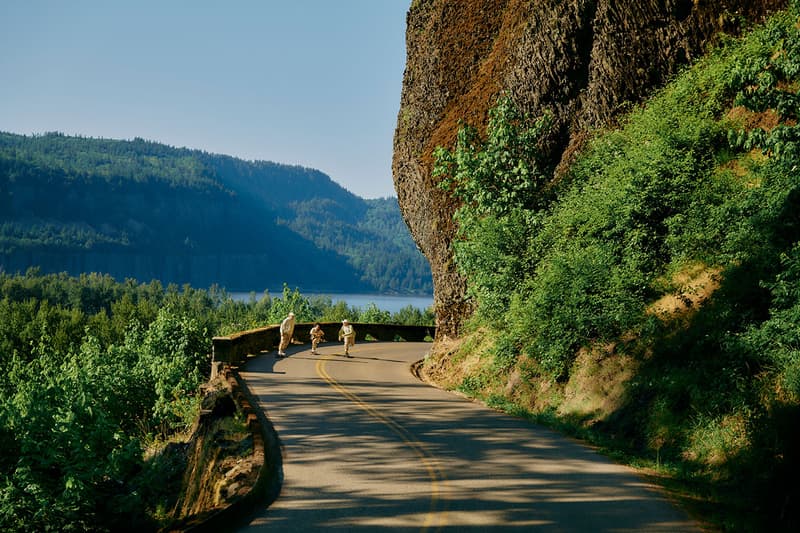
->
(491, 334), (519, 372)
(138, 309), (210, 435)
(434, 96), (554, 322)
(358, 302), (392, 324)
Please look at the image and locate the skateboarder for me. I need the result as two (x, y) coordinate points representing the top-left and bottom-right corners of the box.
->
(277, 312), (295, 357)
(310, 322), (325, 355)
(338, 319), (356, 357)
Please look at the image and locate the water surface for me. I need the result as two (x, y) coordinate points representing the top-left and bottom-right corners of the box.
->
(230, 291), (433, 314)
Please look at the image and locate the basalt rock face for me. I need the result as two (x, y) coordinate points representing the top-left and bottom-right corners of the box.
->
(392, 0), (787, 338)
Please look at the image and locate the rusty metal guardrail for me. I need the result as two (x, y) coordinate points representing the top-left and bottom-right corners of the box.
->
(212, 322), (436, 366)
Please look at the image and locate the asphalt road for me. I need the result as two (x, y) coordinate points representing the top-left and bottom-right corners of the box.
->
(237, 341), (698, 532)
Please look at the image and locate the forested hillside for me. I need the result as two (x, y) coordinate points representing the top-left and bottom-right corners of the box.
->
(424, 4), (800, 530)
(0, 133), (432, 294)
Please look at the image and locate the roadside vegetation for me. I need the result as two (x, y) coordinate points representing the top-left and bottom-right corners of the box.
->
(431, 3), (800, 530)
(0, 269), (433, 531)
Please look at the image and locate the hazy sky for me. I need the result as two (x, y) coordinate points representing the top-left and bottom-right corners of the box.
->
(0, 1), (410, 199)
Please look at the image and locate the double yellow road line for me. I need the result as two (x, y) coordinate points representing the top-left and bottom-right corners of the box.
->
(315, 354), (447, 532)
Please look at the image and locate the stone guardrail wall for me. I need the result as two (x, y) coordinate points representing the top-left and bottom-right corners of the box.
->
(212, 322), (436, 366)
(174, 368), (282, 533)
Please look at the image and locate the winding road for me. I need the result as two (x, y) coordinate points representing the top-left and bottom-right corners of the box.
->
(237, 341), (698, 532)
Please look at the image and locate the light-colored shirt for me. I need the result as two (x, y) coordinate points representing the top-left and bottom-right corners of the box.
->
(280, 316), (295, 336)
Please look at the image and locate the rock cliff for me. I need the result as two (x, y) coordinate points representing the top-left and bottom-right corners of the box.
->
(392, 0), (787, 338)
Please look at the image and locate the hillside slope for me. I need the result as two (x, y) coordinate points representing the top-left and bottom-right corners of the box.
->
(0, 133), (432, 293)
(393, 0), (787, 336)
(420, 4), (800, 530)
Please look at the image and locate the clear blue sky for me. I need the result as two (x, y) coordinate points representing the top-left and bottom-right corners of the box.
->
(0, 1), (410, 199)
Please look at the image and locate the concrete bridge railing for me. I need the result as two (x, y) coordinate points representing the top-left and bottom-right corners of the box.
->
(212, 322), (436, 366)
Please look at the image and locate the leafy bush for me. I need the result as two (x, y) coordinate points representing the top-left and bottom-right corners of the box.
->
(1, 337), (145, 532)
(434, 96), (553, 322)
(138, 310), (210, 435)
(391, 304), (435, 326)
(358, 303), (392, 324)
(265, 284), (314, 323)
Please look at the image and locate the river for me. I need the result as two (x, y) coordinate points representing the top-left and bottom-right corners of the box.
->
(229, 291), (433, 314)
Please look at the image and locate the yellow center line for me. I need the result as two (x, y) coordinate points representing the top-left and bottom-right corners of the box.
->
(316, 354), (447, 532)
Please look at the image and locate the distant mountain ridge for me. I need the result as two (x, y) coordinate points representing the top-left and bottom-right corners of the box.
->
(0, 131), (432, 294)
